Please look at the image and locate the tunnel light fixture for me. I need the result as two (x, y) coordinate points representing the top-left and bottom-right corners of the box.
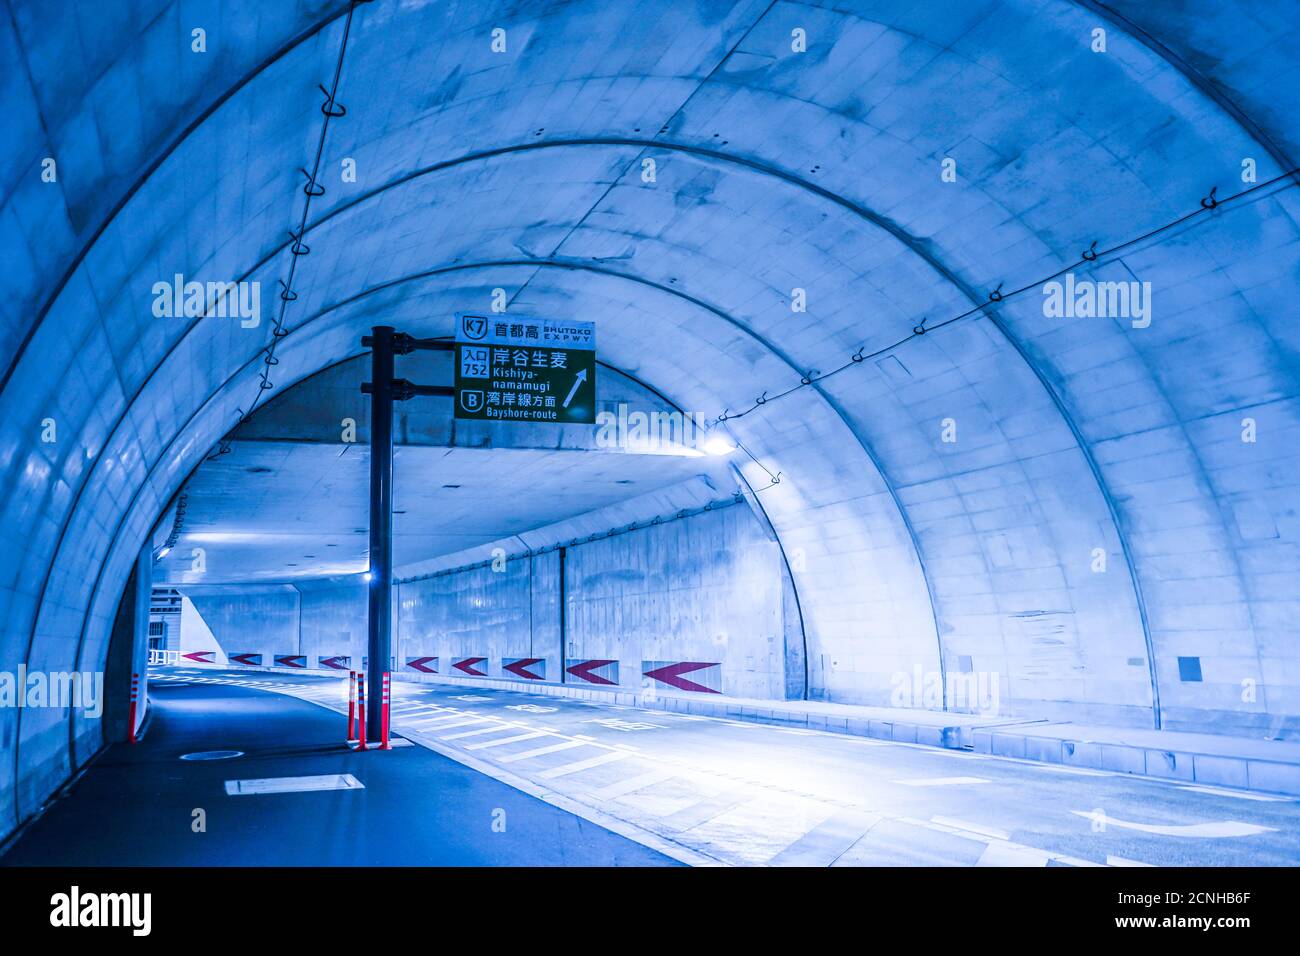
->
(156, 546), (172, 559)
(362, 571), (373, 582)
(702, 434), (737, 456)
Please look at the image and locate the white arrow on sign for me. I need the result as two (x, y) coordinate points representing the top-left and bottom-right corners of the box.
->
(562, 367), (588, 408)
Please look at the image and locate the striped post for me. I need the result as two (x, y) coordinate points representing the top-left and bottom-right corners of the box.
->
(356, 672), (367, 751)
(347, 670), (357, 740)
(127, 673), (140, 744)
(380, 672), (392, 750)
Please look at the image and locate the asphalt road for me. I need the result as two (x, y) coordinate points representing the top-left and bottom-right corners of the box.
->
(0, 676), (675, 866)
(7, 667), (1298, 866)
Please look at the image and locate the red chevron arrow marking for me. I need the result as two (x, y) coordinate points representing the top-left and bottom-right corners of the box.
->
(230, 653), (261, 667)
(319, 656), (349, 670)
(453, 657), (488, 676)
(643, 661), (720, 694)
(566, 659), (618, 685)
(181, 651), (214, 664)
(275, 655), (306, 669)
(503, 658), (544, 680)
(406, 656), (438, 674)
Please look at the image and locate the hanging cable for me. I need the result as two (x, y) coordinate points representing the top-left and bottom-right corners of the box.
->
(207, 0), (369, 460)
(714, 166), (1300, 425)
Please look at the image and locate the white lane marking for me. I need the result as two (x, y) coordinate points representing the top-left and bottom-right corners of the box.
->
(930, 816), (1011, 841)
(1070, 811), (1277, 837)
(464, 731), (548, 751)
(426, 717), (492, 732)
(1178, 785), (1289, 803)
(892, 776), (990, 787)
(440, 724), (518, 741)
(975, 841), (1050, 867)
(1107, 855), (1156, 867)
(496, 739), (590, 763)
(537, 750), (632, 779)
(402, 712), (467, 726)
(588, 767), (681, 801)
(225, 773), (363, 796)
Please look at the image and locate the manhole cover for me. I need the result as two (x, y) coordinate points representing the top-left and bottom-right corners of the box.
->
(179, 750), (244, 761)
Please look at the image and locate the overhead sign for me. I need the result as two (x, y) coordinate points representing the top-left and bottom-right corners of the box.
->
(454, 313), (596, 424)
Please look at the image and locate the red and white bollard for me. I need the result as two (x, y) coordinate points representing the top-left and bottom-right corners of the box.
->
(380, 672), (392, 750)
(356, 672), (367, 751)
(347, 670), (357, 741)
(127, 673), (140, 744)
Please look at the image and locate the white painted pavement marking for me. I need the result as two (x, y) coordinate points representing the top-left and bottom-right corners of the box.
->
(767, 809), (883, 867)
(588, 767), (682, 801)
(464, 731), (549, 751)
(426, 716), (493, 732)
(402, 712), (467, 726)
(929, 816), (1011, 841)
(1177, 785), (1290, 802)
(1069, 811), (1276, 837)
(891, 776), (990, 787)
(1107, 855), (1156, 867)
(537, 749), (632, 779)
(225, 773), (363, 796)
(440, 724), (519, 741)
(496, 739), (590, 763)
(975, 841), (1050, 867)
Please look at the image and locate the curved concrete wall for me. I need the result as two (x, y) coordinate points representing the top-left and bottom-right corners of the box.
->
(2, 0), (1299, 840)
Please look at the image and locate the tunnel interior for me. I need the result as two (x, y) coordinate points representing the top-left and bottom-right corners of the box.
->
(2, 0), (1299, 846)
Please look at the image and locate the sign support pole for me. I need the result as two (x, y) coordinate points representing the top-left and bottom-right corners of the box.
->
(366, 325), (395, 737)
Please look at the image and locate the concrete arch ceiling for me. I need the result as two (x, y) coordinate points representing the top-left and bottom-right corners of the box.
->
(3, 0), (1300, 827)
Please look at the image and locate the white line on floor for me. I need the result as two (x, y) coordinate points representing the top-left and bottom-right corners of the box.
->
(930, 816), (1011, 841)
(537, 750), (632, 779)
(1069, 811), (1276, 837)
(426, 717), (494, 732)
(975, 841), (1049, 866)
(1177, 785), (1289, 802)
(496, 739), (591, 763)
(441, 724), (519, 741)
(464, 731), (549, 751)
(891, 776), (990, 787)
(588, 768), (681, 801)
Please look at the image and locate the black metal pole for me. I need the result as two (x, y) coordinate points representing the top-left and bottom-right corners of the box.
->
(366, 325), (394, 733)
(559, 546), (567, 683)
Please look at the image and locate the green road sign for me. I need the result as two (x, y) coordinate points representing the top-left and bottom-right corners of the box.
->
(453, 313), (597, 424)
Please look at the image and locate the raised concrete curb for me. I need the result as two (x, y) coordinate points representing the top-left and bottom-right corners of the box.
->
(973, 723), (1300, 797)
